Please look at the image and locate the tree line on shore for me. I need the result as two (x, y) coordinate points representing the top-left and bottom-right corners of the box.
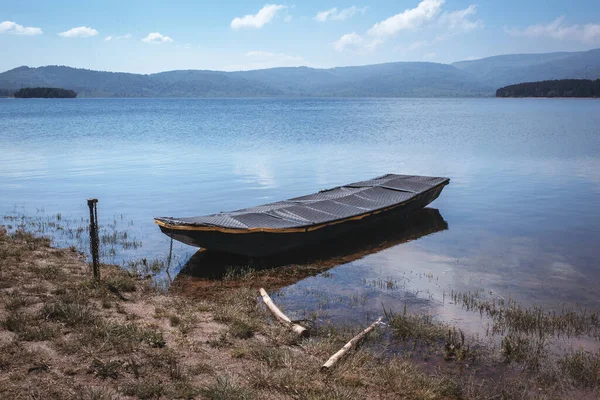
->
(2, 81), (599, 99)
(13, 87), (77, 98)
(0, 87), (77, 98)
(496, 79), (600, 98)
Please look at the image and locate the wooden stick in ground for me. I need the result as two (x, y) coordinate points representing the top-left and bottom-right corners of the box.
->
(321, 317), (383, 371)
(259, 288), (308, 337)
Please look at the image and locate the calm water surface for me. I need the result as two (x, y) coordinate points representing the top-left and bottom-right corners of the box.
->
(1, 98), (599, 332)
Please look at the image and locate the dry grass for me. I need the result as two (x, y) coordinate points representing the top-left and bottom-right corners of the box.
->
(2, 225), (600, 399)
(558, 350), (600, 388)
(0, 227), (216, 399)
(200, 376), (253, 400)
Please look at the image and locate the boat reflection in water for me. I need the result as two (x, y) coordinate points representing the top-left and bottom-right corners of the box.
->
(172, 207), (448, 299)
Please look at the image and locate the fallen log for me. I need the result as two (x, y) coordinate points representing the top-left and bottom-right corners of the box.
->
(321, 317), (383, 371)
(259, 288), (308, 337)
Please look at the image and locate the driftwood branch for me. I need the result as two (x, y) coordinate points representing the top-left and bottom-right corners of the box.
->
(321, 317), (383, 371)
(259, 288), (308, 337)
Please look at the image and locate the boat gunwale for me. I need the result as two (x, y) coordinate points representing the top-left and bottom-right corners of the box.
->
(154, 179), (449, 235)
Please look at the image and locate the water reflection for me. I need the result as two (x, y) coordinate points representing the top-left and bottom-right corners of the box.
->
(172, 208), (447, 297)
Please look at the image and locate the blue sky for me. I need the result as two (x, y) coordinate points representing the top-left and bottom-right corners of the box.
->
(1, 0), (599, 73)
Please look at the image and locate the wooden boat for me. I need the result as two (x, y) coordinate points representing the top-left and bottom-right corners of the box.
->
(155, 174), (450, 257)
(177, 207), (447, 280)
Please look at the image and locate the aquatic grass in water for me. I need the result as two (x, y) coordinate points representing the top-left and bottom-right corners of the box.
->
(362, 277), (402, 290)
(382, 287), (600, 394)
(2, 213), (125, 258)
(124, 256), (170, 276)
(450, 290), (600, 340)
(383, 304), (477, 364)
(1, 212), (179, 280)
(2, 211), (190, 300)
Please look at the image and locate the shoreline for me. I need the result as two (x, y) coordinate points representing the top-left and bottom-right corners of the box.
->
(1, 226), (600, 398)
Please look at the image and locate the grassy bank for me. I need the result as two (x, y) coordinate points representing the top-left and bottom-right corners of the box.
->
(1, 226), (599, 399)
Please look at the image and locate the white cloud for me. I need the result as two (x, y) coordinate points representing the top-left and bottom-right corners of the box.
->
(315, 6), (367, 22)
(505, 16), (600, 43)
(315, 8), (336, 22)
(406, 40), (427, 51)
(104, 36), (112, 41)
(284, 15), (293, 23)
(403, 32), (459, 53)
(142, 32), (173, 44)
(367, 0), (444, 37)
(231, 4), (286, 30)
(423, 52), (436, 60)
(438, 4), (483, 32)
(58, 26), (99, 38)
(0, 21), (43, 35)
(335, 1), (483, 54)
(333, 32), (383, 53)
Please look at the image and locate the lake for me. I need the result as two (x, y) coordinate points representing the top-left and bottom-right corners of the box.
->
(1, 97), (600, 333)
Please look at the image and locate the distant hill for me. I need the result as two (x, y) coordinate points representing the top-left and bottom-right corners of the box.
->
(496, 79), (600, 98)
(0, 48), (598, 97)
(453, 48), (600, 89)
(229, 62), (488, 97)
(0, 66), (280, 98)
(0, 63), (493, 98)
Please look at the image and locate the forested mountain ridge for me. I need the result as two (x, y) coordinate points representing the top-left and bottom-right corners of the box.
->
(0, 63), (492, 97)
(1, 48), (598, 98)
(0, 66), (281, 98)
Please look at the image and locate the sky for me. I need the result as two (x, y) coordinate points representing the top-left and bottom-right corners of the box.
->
(1, 0), (600, 74)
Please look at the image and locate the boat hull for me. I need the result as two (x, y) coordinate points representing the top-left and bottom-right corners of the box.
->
(158, 182), (447, 257)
